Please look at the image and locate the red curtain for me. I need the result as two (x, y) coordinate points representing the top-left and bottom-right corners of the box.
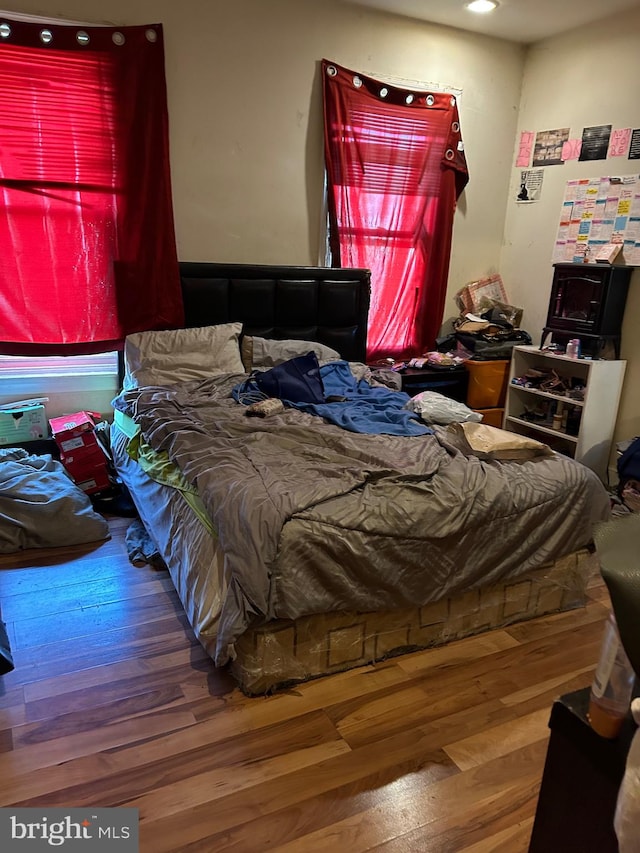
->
(322, 59), (468, 361)
(0, 19), (183, 355)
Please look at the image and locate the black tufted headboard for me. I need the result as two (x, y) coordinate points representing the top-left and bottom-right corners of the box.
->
(179, 262), (371, 364)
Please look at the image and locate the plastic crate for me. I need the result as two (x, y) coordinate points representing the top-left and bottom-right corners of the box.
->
(465, 360), (510, 409)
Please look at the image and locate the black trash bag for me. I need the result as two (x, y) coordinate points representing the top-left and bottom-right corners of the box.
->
(455, 329), (532, 360)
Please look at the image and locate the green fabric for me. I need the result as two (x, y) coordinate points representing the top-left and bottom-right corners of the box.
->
(113, 407), (139, 440)
(114, 409), (216, 538)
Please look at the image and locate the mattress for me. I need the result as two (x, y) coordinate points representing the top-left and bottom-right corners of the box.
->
(111, 365), (611, 672)
(112, 422), (597, 695)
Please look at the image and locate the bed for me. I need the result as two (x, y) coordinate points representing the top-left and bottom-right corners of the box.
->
(110, 261), (610, 695)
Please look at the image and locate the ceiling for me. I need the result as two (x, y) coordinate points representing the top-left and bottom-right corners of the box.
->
(342, 0), (640, 44)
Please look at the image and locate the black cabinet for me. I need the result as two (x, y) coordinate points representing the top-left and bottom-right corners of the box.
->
(529, 687), (637, 853)
(541, 264), (633, 358)
(400, 365), (468, 401)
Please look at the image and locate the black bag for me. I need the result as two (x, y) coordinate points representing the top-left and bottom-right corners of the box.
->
(618, 436), (640, 488)
(455, 329), (532, 360)
(253, 351), (325, 404)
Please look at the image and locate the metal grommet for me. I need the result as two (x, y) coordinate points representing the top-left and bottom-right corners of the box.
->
(0, 23), (11, 38)
(39, 29), (53, 44)
(112, 31), (125, 46)
(326, 65), (337, 77)
(426, 94), (435, 106)
(353, 76), (362, 88)
(76, 30), (90, 45)
(405, 94), (414, 104)
(145, 28), (157, 42)
(445, 148), (455, 160)
(452, 121), (460, 132)
(379, 87), (388, 98)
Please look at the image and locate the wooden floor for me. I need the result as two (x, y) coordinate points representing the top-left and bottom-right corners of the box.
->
(0, 515), (612, 852)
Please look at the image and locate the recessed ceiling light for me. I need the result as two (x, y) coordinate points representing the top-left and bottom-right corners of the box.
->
(466, 0), (499, 13)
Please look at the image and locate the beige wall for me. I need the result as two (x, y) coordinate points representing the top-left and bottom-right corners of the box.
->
(501, 5), (640, 452)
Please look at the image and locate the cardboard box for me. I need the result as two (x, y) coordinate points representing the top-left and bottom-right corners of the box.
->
(72, 463), (111, 494)
(595, 243), (624, 264)
(61, 442), (108, 474)
(50, 411), (100, 454)
(57, 429), (102, 456)
(50, 411), (97, 438)
(0, 403), (48, 445)
(455, 274), (508, 316)
(60, 438), (110, 494)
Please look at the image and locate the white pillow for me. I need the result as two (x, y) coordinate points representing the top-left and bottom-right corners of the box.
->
(242, 336), (341, 371)
(124, 323), (244, 389)
(404, 390), (482, 425)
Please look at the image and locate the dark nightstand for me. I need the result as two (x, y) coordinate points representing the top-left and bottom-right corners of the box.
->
(399, 365), (469, 401)
(529, 686), (638, 853)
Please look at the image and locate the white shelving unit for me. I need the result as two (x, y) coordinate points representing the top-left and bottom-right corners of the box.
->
(503, 345), (626, 481)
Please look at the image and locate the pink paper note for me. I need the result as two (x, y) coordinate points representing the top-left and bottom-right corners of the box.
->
(608, 128), (632, 158)
(516, 131), (534, 167)
(562, 139), (582, 161)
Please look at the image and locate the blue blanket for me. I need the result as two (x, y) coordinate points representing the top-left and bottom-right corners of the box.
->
(234, 361), (431, 436)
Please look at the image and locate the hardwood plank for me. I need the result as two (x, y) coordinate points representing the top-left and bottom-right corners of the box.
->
(11, 710), (347, 810)
(504, 598), (608, 643)
(0, 515), (611, 852)
(15, 686), (186, 747)
(457, 818), (535, 853)
(22, 643), (212, 704)
(168, 748), (457, 853)
(1, 571), (174, 622)
(364, 775), (536, 852)
(139, 727), (460, 852)
(443, 707), (550, 771)
(263, 741), (547, 853)
(394, 630), (520, 675)
(0, 706), (199, 781)
(499, 664), (594, 707)
(4, 618), (196, 688)
(325, 623), (602, 749)
(12, 590), (184, 650)
(127, 738), (352, 824)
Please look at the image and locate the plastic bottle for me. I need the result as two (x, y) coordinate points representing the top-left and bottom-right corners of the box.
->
(566, 338), (581, 359)
(588, 613), (636, 739)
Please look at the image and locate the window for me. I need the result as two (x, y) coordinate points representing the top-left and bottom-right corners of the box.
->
(0, 16), (183, 357)
(322, 59), (468, 361)
(0, 352), (118, 378)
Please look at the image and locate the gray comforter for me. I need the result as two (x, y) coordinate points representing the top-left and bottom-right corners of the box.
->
(115, 374), (611, 665)
(0, 448), (110, 553)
